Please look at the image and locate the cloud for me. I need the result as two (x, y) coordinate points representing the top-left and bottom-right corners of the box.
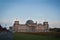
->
(0, 19), (11, 24)
(0, 18), (60, 28)
(49, 21), (60, 28)
(0, 18), (14, 27)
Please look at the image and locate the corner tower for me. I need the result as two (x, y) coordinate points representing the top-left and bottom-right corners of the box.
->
(43, 21), (49, 32)
(13, 20), (19, 32)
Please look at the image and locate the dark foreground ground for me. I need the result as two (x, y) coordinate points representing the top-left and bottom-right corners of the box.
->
(14, 32), (60, 40)
(0, 32), (60, 40)
(0, 31), (13, 40)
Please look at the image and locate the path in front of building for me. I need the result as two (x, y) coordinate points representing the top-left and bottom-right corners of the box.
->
(0, 31), (13, 40)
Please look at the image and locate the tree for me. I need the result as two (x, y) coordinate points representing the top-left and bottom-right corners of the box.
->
(0, 25), (3, 31)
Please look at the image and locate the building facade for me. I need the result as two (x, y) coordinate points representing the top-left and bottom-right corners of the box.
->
(13, 20), (49, 32)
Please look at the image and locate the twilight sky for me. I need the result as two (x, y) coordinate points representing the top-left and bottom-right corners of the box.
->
(0, 0), (60, 28)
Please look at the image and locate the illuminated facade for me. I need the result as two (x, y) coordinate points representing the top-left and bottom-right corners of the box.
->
(13, 20), (49, 32)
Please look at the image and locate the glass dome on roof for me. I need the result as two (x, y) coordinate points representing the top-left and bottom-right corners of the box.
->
(26, 20), (34, 25)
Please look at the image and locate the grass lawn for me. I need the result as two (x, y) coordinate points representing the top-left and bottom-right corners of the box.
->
(14, 32), (60, 40)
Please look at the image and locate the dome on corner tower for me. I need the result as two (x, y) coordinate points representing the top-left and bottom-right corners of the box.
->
(26, 20), (34, 25)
